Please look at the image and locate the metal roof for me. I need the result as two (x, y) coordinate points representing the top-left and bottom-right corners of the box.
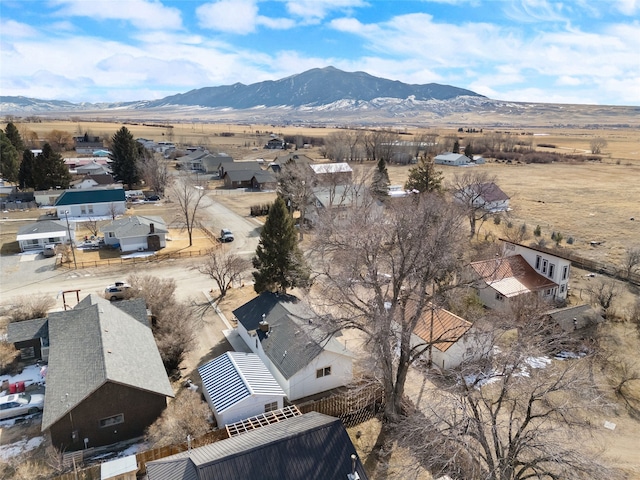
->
(41, 295), (174, 431)
(410, 304), (473, 352)
(309, 162), (352, 174)
(54, 187), (125, 206)
(146, 411), (369, 480)
(470, 255), (558, 297)
(198, 352), (284, 414)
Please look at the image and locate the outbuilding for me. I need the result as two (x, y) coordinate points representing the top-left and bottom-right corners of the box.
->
(198, 351), (286, 427)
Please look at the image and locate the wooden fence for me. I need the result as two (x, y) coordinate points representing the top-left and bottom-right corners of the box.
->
(532, 244), (640, 286)
(56, 248), (213, 269)
(51, 385), (384, 480)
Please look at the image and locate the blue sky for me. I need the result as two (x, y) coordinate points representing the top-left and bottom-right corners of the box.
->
(1, 0), (639, 105)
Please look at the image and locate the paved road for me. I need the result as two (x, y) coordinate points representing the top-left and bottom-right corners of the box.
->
(0, 187), (263, 307)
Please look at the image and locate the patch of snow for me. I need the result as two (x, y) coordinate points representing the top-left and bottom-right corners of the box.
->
(0, 436), (45, 460)
(525, 356), (552, 369)
(0, 364), (45, 393)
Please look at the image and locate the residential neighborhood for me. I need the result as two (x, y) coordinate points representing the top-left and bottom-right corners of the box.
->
(1, 119), (639, 480)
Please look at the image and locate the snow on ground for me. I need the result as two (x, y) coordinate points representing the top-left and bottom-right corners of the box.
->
(0, 436), (45, 461)
(0, 364), (45, 394)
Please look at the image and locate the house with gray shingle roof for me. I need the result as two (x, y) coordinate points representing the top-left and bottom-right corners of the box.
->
(54, 186), (126, 218)
(39, 294), (173, 451)
(233, 292), (354, 401)
(101, 215), (167, 252)
(198, 351), (286, 426)
(146, 411), (369, 480)
(16, 219), (75, 252)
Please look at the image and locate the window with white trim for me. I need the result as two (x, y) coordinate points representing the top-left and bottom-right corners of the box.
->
(548, 263), (555, 279)
(535, 255), (541, 270)
(495, 293), (505, 301)
(88, 205), (94, 214)
(316, 366), (332, 378)
(81, 206), (86, 214)
(542, 259), (548, 274)
(560, 284), (565, 293)
(562, 265), (569, 280)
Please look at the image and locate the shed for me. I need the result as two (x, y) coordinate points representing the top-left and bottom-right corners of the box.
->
(434, 153), (469, 166)
(198, 352), (286, 426)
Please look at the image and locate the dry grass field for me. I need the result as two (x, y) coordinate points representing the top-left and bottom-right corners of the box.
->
(3, 117), (639, 478)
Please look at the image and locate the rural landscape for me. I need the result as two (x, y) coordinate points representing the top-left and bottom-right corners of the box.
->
(0, 70), (640, 480)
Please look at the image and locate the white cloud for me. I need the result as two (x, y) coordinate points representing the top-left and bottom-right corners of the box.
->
(197, 0), (260, 34)
(50, 0), (182, 30)
(503, 0), (569, 23)
(556, 76), (582, 86)
(614, 0), (640, 15)
(285, 0), (368, 24)
(0, 19), (38, 38)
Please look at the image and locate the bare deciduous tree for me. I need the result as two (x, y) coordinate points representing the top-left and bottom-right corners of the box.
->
(398, 321), (616, 480)
(171, 173), (207, 246)
(623, 245), (640, 278)
(199, 247), (250, 300)
(449, 171), (500, 237)
(277, 159), (317, 239)
(587, 278), (619, 319)
(9, 295), (55, 322)
(126, 274), (197, 374)
(83, 218), (100, 238)
(47, 129), (73, 152)
(312, 192), (467, 423)
(0, 341), (19, 373)
(139, 152), (171, 196)
(590, 137), (608, 154)
(146, 389), (212, 448)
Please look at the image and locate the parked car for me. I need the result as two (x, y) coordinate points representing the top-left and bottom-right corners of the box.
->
(220, 229), (234, 243)
(0, 393), (45, 420)
(104, 281), (131, 301)
(146, 194), (161, 201)
(43, 244), (57, 257)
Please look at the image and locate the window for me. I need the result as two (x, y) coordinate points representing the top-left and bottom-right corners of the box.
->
(81, 206), (86, 214)
(495, 293), (505, 301)
(544, 288), (553, 296)
(535, 255), (541, 270)
(560, 284), (566, 293)
(99, 413), (124, 428)
(542, 259), (548, 274)
(316, 366), (332, 378)
(88, 205), (94, 214)
(562, 265), (569, 280)
(264, 401), (278, 412)
(548, 264), (555, 279)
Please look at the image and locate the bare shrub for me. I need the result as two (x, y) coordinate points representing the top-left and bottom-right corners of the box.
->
(146, 389), (212, 448)
(0, 340), (19, 375)
(9, 295), (55, 322)
(199, 248), (250, 300)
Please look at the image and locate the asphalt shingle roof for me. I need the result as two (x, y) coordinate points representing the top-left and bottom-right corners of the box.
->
(41, 294), (173, 431)
(6, 317), (49, 343)
(100, 215), (168, 238)
(233, 293), (349, 380)
(146, 411), (368, 480)
(16, 219), (69, 237)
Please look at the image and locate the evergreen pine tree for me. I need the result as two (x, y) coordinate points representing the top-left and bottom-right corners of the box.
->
(4, 122), (25, 153)
(465, 143), (474, 159)
(371, 157), (390, 199)
(404, 155), (443, 193)
(453, 140), (460, 153)
(253, 196), (310, 294)
(0, 131), (20, 182)
(18, 149), (36, 189)
(110, 126), (140, 189)
(36, 143), (71, 190)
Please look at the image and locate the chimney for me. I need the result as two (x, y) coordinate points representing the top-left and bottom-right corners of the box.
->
(259, 313), (269, 332)
(150, 223), (155, 233)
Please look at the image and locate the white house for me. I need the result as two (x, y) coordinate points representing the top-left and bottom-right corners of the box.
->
(34, 189), (63, 206)
(434, 153), (469, 166)
(16, 219), (74, 252)
(409, 303), (491, 370)
(198, 351), (286, 426)
(233, 292), (354, 401)
(54, 187), (126, 219)
(101, 215), (167, 252)
(502, 239), (571, 301)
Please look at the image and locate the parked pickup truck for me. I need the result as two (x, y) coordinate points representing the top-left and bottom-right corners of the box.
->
(220, 229), (234, 243)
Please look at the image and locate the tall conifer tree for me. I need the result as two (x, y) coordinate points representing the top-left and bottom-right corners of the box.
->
(110, 126), (140, 189)
(253, 196), (310, 294)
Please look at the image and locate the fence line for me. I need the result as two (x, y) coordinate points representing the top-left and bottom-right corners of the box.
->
(51, 385), (383, 480)
(57, 248), (214, 269)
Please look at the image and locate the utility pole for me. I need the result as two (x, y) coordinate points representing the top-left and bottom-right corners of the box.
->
(64, 210), (77, 269)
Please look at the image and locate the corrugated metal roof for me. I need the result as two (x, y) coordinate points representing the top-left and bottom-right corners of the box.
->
(309, 162), (352, 174)
(54, 187), (125, 206)
(410, 303), (473, 352)
(470, 255), (557, 296)
(146, 412), (369, 480)
(198, 352), (284, 414)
